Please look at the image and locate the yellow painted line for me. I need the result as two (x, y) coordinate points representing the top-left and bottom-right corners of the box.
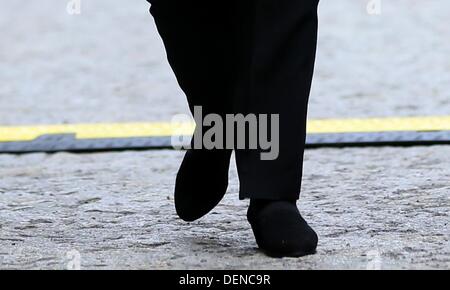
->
(307, 116), (450, 134)
(0, 116), (449, 143)
(0, 122), (195, 142)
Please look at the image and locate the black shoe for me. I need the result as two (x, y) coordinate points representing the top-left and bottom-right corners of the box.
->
(175, 149), (232, 222)
(247, 199), (318, 258)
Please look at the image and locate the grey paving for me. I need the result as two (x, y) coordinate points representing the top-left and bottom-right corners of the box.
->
(0, 0), (449, 125)
(0, 0), (449, 269)
(0, 147), (449, 269)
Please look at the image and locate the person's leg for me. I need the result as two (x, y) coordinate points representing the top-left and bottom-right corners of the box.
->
(149, 0), (235, 221)
(234, 0), (320, 201)
(233, 0), (320, 257)
(149, 0), (320, 257)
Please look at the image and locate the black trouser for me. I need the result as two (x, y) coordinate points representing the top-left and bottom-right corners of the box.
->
(149, 0), (319, 200)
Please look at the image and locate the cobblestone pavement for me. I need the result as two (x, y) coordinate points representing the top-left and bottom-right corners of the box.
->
(0, 0), (449, 269)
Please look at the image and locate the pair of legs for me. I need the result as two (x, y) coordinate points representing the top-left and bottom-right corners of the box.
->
(148, 0), (320, 257)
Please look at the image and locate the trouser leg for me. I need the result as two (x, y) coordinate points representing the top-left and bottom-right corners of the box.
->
(235, 0), (319, 200)
(149, 0), (236, 119)
(149, 0), (235, 154)
(149, 0), (319, 201)
(238, 1), (320, 257)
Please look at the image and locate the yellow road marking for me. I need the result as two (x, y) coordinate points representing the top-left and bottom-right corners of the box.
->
(0, 116), (449, 143)
(307, 116), (450, 133)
